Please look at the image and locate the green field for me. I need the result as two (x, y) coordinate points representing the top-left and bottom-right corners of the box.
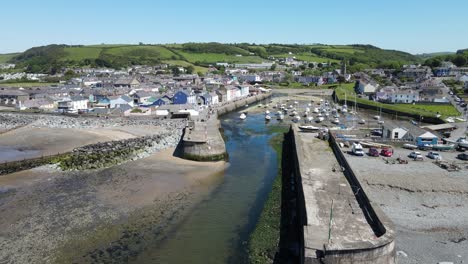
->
(103, 45), (176, 60)
(9, 43), (422, 73)
(0, 82), (59, 87)
(0, 53), (19, 63)
(177, 51), (266, 64)
(335, 83), (461, 118)
(273, 53), (338, 63)
(162, 60), (209, 73)
(61, 47), (102, 61)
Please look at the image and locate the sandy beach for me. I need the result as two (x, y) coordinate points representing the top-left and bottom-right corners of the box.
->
(0, 148), (227, 264)
(0, 125), (172, 162)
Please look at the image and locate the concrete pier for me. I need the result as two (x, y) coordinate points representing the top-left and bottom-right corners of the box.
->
(286, 125), (395, 263)
(181, 93), (272, 161)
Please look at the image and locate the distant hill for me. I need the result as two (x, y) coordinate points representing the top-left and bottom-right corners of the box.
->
(416, 52), (455, 59)
(424, 48), (468, 68)
(3, 43), (422, 74)
(0, 53), (20, 64)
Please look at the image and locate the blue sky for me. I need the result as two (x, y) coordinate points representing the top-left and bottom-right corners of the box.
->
(1, 0), (467, 54)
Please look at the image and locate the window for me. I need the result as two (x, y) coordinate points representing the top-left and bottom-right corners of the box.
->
(394, 132), (399, 139)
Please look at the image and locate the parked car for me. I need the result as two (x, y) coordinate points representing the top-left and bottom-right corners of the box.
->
(381, 148), (393, 157)
(427, 151), (442, 160)
(409, 151), (423, 160)
(368, 148), (380, 157)
(457, 153), (468, 161)
(351, 143), (365, 156)
(371, 129), (383, 136)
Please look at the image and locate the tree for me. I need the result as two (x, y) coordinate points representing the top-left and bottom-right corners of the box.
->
(308, 63), (315, 68)
(270, 63), (277, 71)
(317, 63), (323, 68)
(171, 66), (181, 76)
(337, 76), (346, 84)
(283, 73), (293, 83)
(186, 65), (194, 74)
(452, 55), (467, 67)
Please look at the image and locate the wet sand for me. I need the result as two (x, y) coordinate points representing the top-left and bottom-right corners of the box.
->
(0, 125), (170, 162)
(0, 148), (227, 264)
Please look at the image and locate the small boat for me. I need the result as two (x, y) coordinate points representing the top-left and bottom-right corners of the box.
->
(307, 116), (314, 122)
(277, 114), (284, 120)
(316, 116), (325, 123)
(276, 111), (282, 116)
(265, 110), (270, 114)
(456, 117), (466, 122)
(377, 120), (385, 124)
(403, 143), (418, 150)
(342, 108), (348, 113)
(258, 104), (263, 107)
(293, 116), (301, 122)
(332, 118), (340, 124)
(374, 115), (381, 120)
(308, 103), (312, 107)
(436, 114), (441, 118)
(446, 117), (455, 123)
(303, 112), (309, 117)
(432, 144), (455, 151)
(294, 101), (299, 105)
(305, 107), (310, 112)
(358, 119), (366, 124)
(239, 113), (247, 120)
(334, 114), (340, 118)
(299, 125), (320, 132)
(245, 104), (249, 107)
(313, 108), (319, 114)
(265, 115), (271, 121)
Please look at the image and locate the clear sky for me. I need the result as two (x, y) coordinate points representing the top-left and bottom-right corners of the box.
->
(1, 0), (467, 54)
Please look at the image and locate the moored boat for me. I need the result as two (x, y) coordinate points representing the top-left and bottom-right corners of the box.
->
(299, 125), (320, 132)
(403, 143), (418, 150)
(239, 113), (247, 120)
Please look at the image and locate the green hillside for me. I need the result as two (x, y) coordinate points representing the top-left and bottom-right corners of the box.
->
(424, 48), (468, 67)
(0, 53), (19, 63)
(4, 43), (422, 73)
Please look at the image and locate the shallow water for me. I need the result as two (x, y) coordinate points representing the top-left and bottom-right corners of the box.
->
(135, 110), (280, 263)
(0, 146), (40, 163)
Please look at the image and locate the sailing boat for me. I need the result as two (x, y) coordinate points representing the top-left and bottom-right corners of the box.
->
(341, 93), (348, 113)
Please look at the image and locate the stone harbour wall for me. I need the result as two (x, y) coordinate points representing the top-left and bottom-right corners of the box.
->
(60, 130), (182, 170)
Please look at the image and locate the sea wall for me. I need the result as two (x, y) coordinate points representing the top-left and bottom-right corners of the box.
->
(0, 131), (182, 174)
(285, 127), (396, 264)
(60, 131), (182, 170)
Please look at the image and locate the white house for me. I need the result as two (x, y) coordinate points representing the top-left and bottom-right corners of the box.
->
(239, 75), (262, 83)
(390, 90), (419, 103)
(239, 86), (250, 97)
(109, 95), (134, 108)
(58, 96), (89, 112)
(383, 123), (409, 139)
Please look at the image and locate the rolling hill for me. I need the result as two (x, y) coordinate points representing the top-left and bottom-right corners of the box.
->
(2, 43), (422, 73)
